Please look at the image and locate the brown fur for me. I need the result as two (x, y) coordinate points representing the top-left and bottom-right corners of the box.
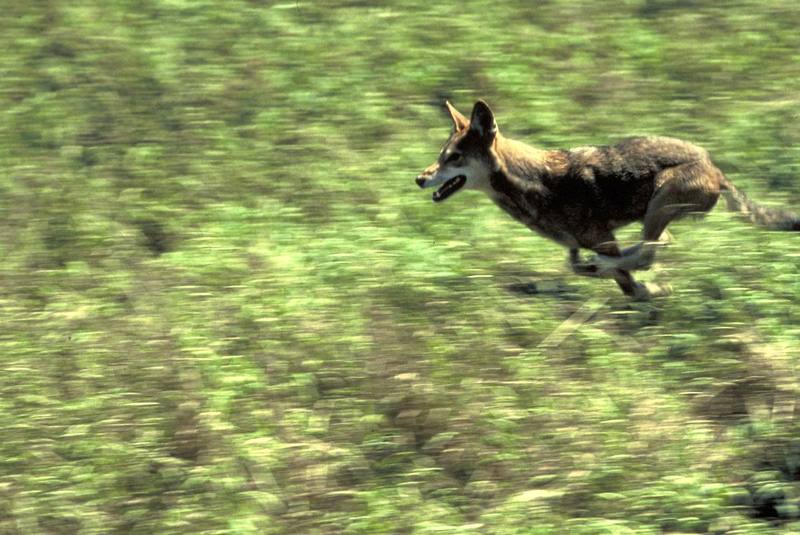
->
(416, 100), (800, 299)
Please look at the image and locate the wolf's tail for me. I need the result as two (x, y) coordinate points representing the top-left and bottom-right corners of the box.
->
(720, 178), (800, 231)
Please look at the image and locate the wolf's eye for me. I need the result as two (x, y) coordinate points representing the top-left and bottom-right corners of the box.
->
(445, 152), (461, 164)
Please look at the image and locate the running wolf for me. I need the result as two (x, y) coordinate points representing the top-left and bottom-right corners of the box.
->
(415, 100), (799, 299)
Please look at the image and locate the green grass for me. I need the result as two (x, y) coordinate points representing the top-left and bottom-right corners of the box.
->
(2, 1), (800, 533)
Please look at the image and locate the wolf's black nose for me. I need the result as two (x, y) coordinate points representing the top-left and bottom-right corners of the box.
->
(415, 176), (427, 188)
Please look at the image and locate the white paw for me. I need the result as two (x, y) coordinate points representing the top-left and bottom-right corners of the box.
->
(577, 254), (621, 277)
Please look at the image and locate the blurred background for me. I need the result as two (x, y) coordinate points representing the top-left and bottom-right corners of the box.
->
(2, 1), (800, 533)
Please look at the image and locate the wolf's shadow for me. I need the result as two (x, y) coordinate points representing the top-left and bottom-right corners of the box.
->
(504, 278), (578, 301)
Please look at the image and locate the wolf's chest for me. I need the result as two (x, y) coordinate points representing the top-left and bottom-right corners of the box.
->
(490, 191), (576, 248)
(491, 193), (535, 226)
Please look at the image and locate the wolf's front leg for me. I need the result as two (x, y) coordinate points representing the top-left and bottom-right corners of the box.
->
(569, 247), (668, 299)
(583, 241), (661, 274)
(570, 248), (630, 279)
(569, 248), (608, 278)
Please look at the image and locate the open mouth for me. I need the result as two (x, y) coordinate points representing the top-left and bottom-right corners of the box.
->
(432, 175), (466, 203)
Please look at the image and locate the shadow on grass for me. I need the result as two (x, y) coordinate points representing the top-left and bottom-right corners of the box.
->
(504, 279), (579, 300)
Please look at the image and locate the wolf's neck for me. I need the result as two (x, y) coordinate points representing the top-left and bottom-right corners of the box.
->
(494, 136), (549, 179)
(490, 135), (566, 192)
(494, 137), (569, 181)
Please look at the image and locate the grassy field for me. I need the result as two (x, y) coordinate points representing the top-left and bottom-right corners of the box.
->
(2, 1), (800, 533)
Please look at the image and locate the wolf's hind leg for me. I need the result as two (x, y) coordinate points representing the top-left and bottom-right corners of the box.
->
(631, 160), (722, 268)
(588, 242), (647, 298)
(611, 241), (660, 271)
(593, 160), (723, 273)
(571, 243), (655, 298)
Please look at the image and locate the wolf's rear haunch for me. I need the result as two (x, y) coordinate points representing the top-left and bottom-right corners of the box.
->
(416, 99), (799, 300)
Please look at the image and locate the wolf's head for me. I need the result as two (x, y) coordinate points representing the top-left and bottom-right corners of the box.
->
(415, 100), (498, 202)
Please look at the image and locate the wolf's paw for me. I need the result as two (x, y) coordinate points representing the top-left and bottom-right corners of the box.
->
(571, 260), (604, 277)
(632, 282), (672, 301)
(620, 242), (659, 271)
(571, 261), (596, 276)
(575, 255), (620, 277)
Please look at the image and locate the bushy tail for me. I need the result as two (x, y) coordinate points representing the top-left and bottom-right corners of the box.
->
(720, 178), (800, 231)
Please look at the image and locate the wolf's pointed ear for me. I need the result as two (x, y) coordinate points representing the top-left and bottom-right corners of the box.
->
(444, 100), (468, 132)
(469, 100), (497, 141)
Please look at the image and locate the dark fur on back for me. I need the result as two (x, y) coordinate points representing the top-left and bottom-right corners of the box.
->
(484, 136), (711, 248)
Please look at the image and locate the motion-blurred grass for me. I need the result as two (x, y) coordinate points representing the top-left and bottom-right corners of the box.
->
(2, 1), (800, 533)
